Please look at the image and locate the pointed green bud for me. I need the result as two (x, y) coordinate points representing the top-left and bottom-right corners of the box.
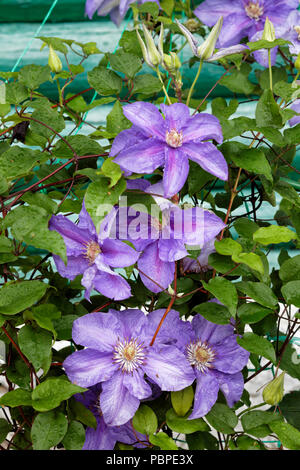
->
(263, 371), (285, 405)
(262, 17), (276, 42)
(295, 52), (300, 71)
(48, 45), (63, 73)
(142, 24), (161, 67)
(158, 23), (164, 58)
(197, 16), (223, 60)
(163, 52), (181, 73)
(171, 386), (194, 417)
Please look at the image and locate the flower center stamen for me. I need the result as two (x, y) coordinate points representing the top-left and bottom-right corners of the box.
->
(84, 240), (101, 263)
(294, 25), (300, 40)
(245, 1), (264, 20)
(113, 338), (146, 373)
(165, 129), (183, 148)
(186, 340), (216, 373)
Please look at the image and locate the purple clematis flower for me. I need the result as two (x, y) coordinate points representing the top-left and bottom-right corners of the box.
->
(194, 0), (299, 48)
(111, 102), (228, 198)
(181, 237), (216, 274)
(103, 182), (226, 292)
(289, 99), (300, 127)
(63, 309), (195, 426)
(75, 384), (148, 449)
(280, 10), (300, 56)
(85, 0), (160, 26)
(157, 310), (250, 418)
(49, 202), (139, 301)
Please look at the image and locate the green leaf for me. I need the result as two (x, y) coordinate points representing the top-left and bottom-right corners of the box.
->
(253, 226), (296, 245)
(109, 50), (142, 78)
(193, 301), (231, 325)
(220, 63), (255, 95)
(31, 104), (65, 139)
(278, 342), (300, 380)
(237, 332), (276, 363)
(275, 181), (300, 210)
(202, 277), (238, 315)
(256, 89), (283, 129)
(277, 391), (300, 431)
(186, 431), (219, 450)
(18, 325), (52, 371)
(4, 205), (67, 263)
(32, 377), (87, 412)
(69, 397), (97, 429)
(205, 403), (238, 434)
(0, 281), (47, 315)
(270, 421), (300, 450)
(284, 123), (300, 145)
(32, 304), (61, 338)
(53, 135), (104, 159)
(0, 419), (12, 443)
(281, 280), (300, 307)
(0, 146), (48, 180)
(132, 405), (158, 435)
(232, 252), (264, 275)
(149, 432), (178, 450)
(238, 303), (274, 324)
(132, 74), (162, 96)
(211, 98), (239, 121)
(21, 192), (57, 214)
(166, 409), (209, 434)
(101, 158), (122, 188)
(234, 219), (259, 239)
(84, 177), (126, 229)
(106, 100), (132, 136)
(137, 1), (159, 17)
(241, 410), (282, 438)
(5, 82), (29, 104)
(279, 254), (300, 283)
(247, 38), (290, 51)
(160, 0), (174, 16)
(236, 281), (278, 308)
(0, 388), (32, 407)
(62, 421), (85, 450)
(171, 386), (194, 417)
(214, 238), (241, 256)
(19, 64), (51, 90)
(88, 66), (122, 96)
(31, 410), (68, 450)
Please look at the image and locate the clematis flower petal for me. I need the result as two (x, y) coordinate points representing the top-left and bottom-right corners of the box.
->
(52, 254), (89, 280)
(72, 312), (122, 352)
(100, 371), (140, 426)
(213, 335), (250, 374)
(77, 202), (97, 238)
(144, 345), (195, 391)
(158, 238), (188, 262)
(188, 370), (219, 419)
(182, 113), (223, 144)
(214, 370), (245, 407)
(49, 214), (89, 256)
(123, 369), (153, 400)
(182, 141), (228, 181)
(110, 125), (145, 157)
(101, 238), (139, 268)
(81, 265), (97, 301)
(122, 102), (165, 139)
(114, 138), (165, 174)
(191, 315), (234, 345)
(137, 241), (175, 293)
(207, 44), (249, 62)
(160, 102), (191, 131)
(194, 0), (244, 27)
(93, 272), (132, 300)
(63, 349), (116, 387)
(83, 417), (117, 450)
(163, 147), (190, 197)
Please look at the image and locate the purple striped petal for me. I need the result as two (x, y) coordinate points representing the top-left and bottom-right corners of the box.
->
(213, 335), (250, 374)
(100, 371), (140, 426)
(114, 138), (165, 174)
(188, 370), (219, 419)
(122, 102), (165, 139)
(110, 126), (145, 157)
(53, 254), (89, 280)
(182, 113), (223, 144)
(143, 344), (195, 391)
(182, 141), (228, 181)
(163, 147), (189, 198)
(158, 238), (188, 262)
(214, 370), (245, 407)
(49, 215), (89, 255)
(160, 103), (191, 131)
(72, 312), (122, 352)
(101, 238), (139, 268)
(63, 349), (116, 387)
(123, 369), (153, 400)
(137, 241), (175, 293)
(93, 271), (132, 300)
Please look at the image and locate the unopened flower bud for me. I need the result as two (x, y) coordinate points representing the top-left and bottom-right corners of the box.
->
(197, 16), (223, 60)
(263, 371), (285, 405)
(48, 45), (63, 73)
(262, 17), (275, 42)
(295, 52), (300, 71)
(136, 24), (162, 69)
(163, 52), (181, 73)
